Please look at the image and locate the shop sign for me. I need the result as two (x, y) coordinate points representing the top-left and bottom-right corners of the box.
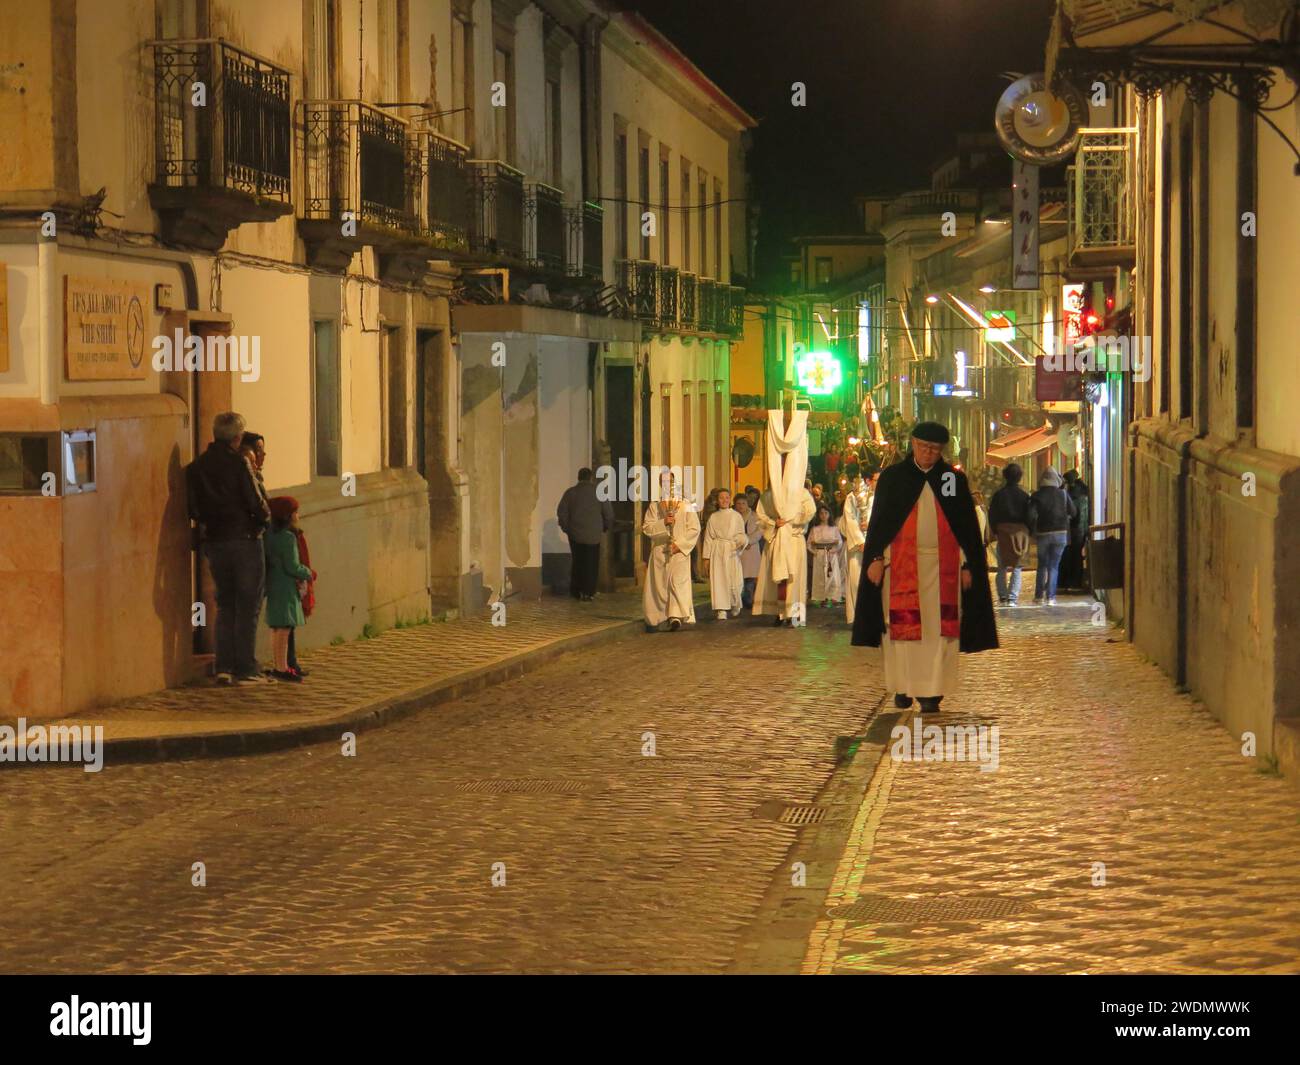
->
(65, 276), (150, 381)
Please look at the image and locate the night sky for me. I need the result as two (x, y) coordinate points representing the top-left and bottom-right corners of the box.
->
(627, 0), (1058, 284)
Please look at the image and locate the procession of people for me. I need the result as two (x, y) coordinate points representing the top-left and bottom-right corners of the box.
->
(556, 409), (1109, 714)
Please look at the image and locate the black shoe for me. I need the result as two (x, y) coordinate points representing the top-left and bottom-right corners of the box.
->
(894, 693), (913, 709)
(289, 667), (309, 677)
(918, 697), (942, 714)
(270, 670), (303, 684)
(668, 618), (682, 631)
(773, 615), (784, 627)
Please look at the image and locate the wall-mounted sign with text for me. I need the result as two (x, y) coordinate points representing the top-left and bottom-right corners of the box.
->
(64, 276), (150, 381)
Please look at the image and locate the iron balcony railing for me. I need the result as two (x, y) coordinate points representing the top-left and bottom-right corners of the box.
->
(726, 285), (745, 339)
(1067, 127), (1137, 263)
(412, 128), (471, 250)
(525, 181), (565, 271)
(678, 272), (698, 329)
(151, 38), (291, 202)
(565, 201), (604, 279)
(697, 278), (718, 333)
(658, 266), (679, 329)
(300, 100), (412, 231)
(616, 259), (659, 322)
(469, 160), (525, 261)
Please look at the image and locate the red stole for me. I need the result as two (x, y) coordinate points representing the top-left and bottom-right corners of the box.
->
(887, 493), (960, 641)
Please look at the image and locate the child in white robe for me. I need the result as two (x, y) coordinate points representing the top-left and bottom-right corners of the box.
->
(701, 489), (748, 619)
(808, 505), (844, 606)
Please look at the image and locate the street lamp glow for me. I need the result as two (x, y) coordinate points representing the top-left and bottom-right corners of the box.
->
(925, 294), (939, 304)
(979, 284), (996, 294)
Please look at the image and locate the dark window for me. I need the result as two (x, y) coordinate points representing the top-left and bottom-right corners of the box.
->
(614, 130), (628, 260)
(681, 161), (691, 271)
(384, 326), (406, 468)
(638, 141), (651, 260)
(313, 319), (340, 477)
(660, 153), (671, 264)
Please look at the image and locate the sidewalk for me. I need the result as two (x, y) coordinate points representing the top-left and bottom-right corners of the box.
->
(4, 591), (656, 764)
(799, 599), (1300, 975)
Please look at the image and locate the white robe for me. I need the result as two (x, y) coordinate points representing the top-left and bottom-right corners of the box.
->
(702, 508), (747, 613)
(642, 500), (700, 626)
(881, 482), (961, 697)
(838, 482), (872, 624)
(752, 489), (816, 622)
(809, 523), (844, 602)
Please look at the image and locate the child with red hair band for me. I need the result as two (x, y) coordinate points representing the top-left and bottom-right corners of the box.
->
(265, 496), (314, 682)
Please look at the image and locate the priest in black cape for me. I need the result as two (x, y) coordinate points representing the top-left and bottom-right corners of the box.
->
(851, 422), (998, 713)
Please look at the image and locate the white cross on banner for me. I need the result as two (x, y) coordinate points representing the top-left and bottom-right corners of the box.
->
(1012, 161), (1040, 291)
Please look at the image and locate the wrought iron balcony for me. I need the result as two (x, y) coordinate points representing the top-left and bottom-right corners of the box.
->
(616, 259), (659, 322)
(470, 160), (526, 261)
(298, 100), (424, 270)
(678, 272), (698, 330)
(412, 128), (471, 252)
(525, 181), (566, 272)
(697, 278), (718, 334)
(1067, 127), (1136, 269)
(565, 201), (604, 280)
(658, 266), (679, 330)
(725, 285), (746, 339)
(149, 38), (292, 248)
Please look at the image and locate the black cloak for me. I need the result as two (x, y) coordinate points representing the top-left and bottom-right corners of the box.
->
(850, 455), (999, 653)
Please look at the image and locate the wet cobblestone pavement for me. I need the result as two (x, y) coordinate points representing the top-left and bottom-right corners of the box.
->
(0, 603), (881, 974)
(2, 595), (1297, 974)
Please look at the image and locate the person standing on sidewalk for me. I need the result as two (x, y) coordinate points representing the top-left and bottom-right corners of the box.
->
(733, 492), (761, 610)
(988, 464), (1031, 607)
(851, 422), (998, 714)
(557, 468), (613, 602)
(186, 411), (271, 685)
(1060, 469), (1090, 591)
(1028, 467), (1077, 606)
(264, 496), (314, 683)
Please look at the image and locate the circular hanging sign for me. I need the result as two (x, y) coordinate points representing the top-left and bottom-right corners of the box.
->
(994, 74), (1088, 166)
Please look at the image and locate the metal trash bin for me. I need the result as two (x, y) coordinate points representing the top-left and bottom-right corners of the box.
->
(1087, 522), (1124, 590)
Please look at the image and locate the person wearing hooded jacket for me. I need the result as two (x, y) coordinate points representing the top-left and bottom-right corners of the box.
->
(1027, 467), (1077, 606)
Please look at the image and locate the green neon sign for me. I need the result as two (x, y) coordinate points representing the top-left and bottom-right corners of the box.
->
(795, 350), (842, 396)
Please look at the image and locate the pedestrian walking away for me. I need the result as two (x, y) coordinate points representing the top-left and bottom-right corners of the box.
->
(557, 467), (613, 601)
(186, 411), (271, 685)
(988, 463), (1031, 607)
(851, 421), (998, 714)
(1028, 467), (1077, 606)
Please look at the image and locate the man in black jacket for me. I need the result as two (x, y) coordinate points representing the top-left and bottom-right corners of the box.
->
(988, 463), (1032, 606)
(1060, 469), (1090, 590)
(557, 468), (613, 601)
(187, 411), (271, 684)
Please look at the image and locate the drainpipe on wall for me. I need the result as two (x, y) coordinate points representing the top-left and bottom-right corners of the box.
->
(37, 238), (58, 406)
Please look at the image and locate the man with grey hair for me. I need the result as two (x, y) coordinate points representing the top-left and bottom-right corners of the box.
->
(186, 411), (271, 684)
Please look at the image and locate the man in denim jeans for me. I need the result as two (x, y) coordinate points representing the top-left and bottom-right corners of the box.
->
(187, 411), (272, 684)
(1028, 467), (1077, 606)
(988, 464), (1031, 606)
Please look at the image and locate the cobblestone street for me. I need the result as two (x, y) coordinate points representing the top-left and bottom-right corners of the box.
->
(1, 598), (1298, 975)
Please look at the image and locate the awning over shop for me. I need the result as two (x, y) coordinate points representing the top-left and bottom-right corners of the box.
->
(985, 425), (1059, 467)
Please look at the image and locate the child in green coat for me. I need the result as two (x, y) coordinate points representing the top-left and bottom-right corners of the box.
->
(266, 496), (313, 683)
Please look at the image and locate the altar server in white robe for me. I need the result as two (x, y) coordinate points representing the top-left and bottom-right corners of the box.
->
(838, 464), (874, 624)
(753, 408), (816, 626)
(642, 472), (700, 631)
(701, 489), (748, 619)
